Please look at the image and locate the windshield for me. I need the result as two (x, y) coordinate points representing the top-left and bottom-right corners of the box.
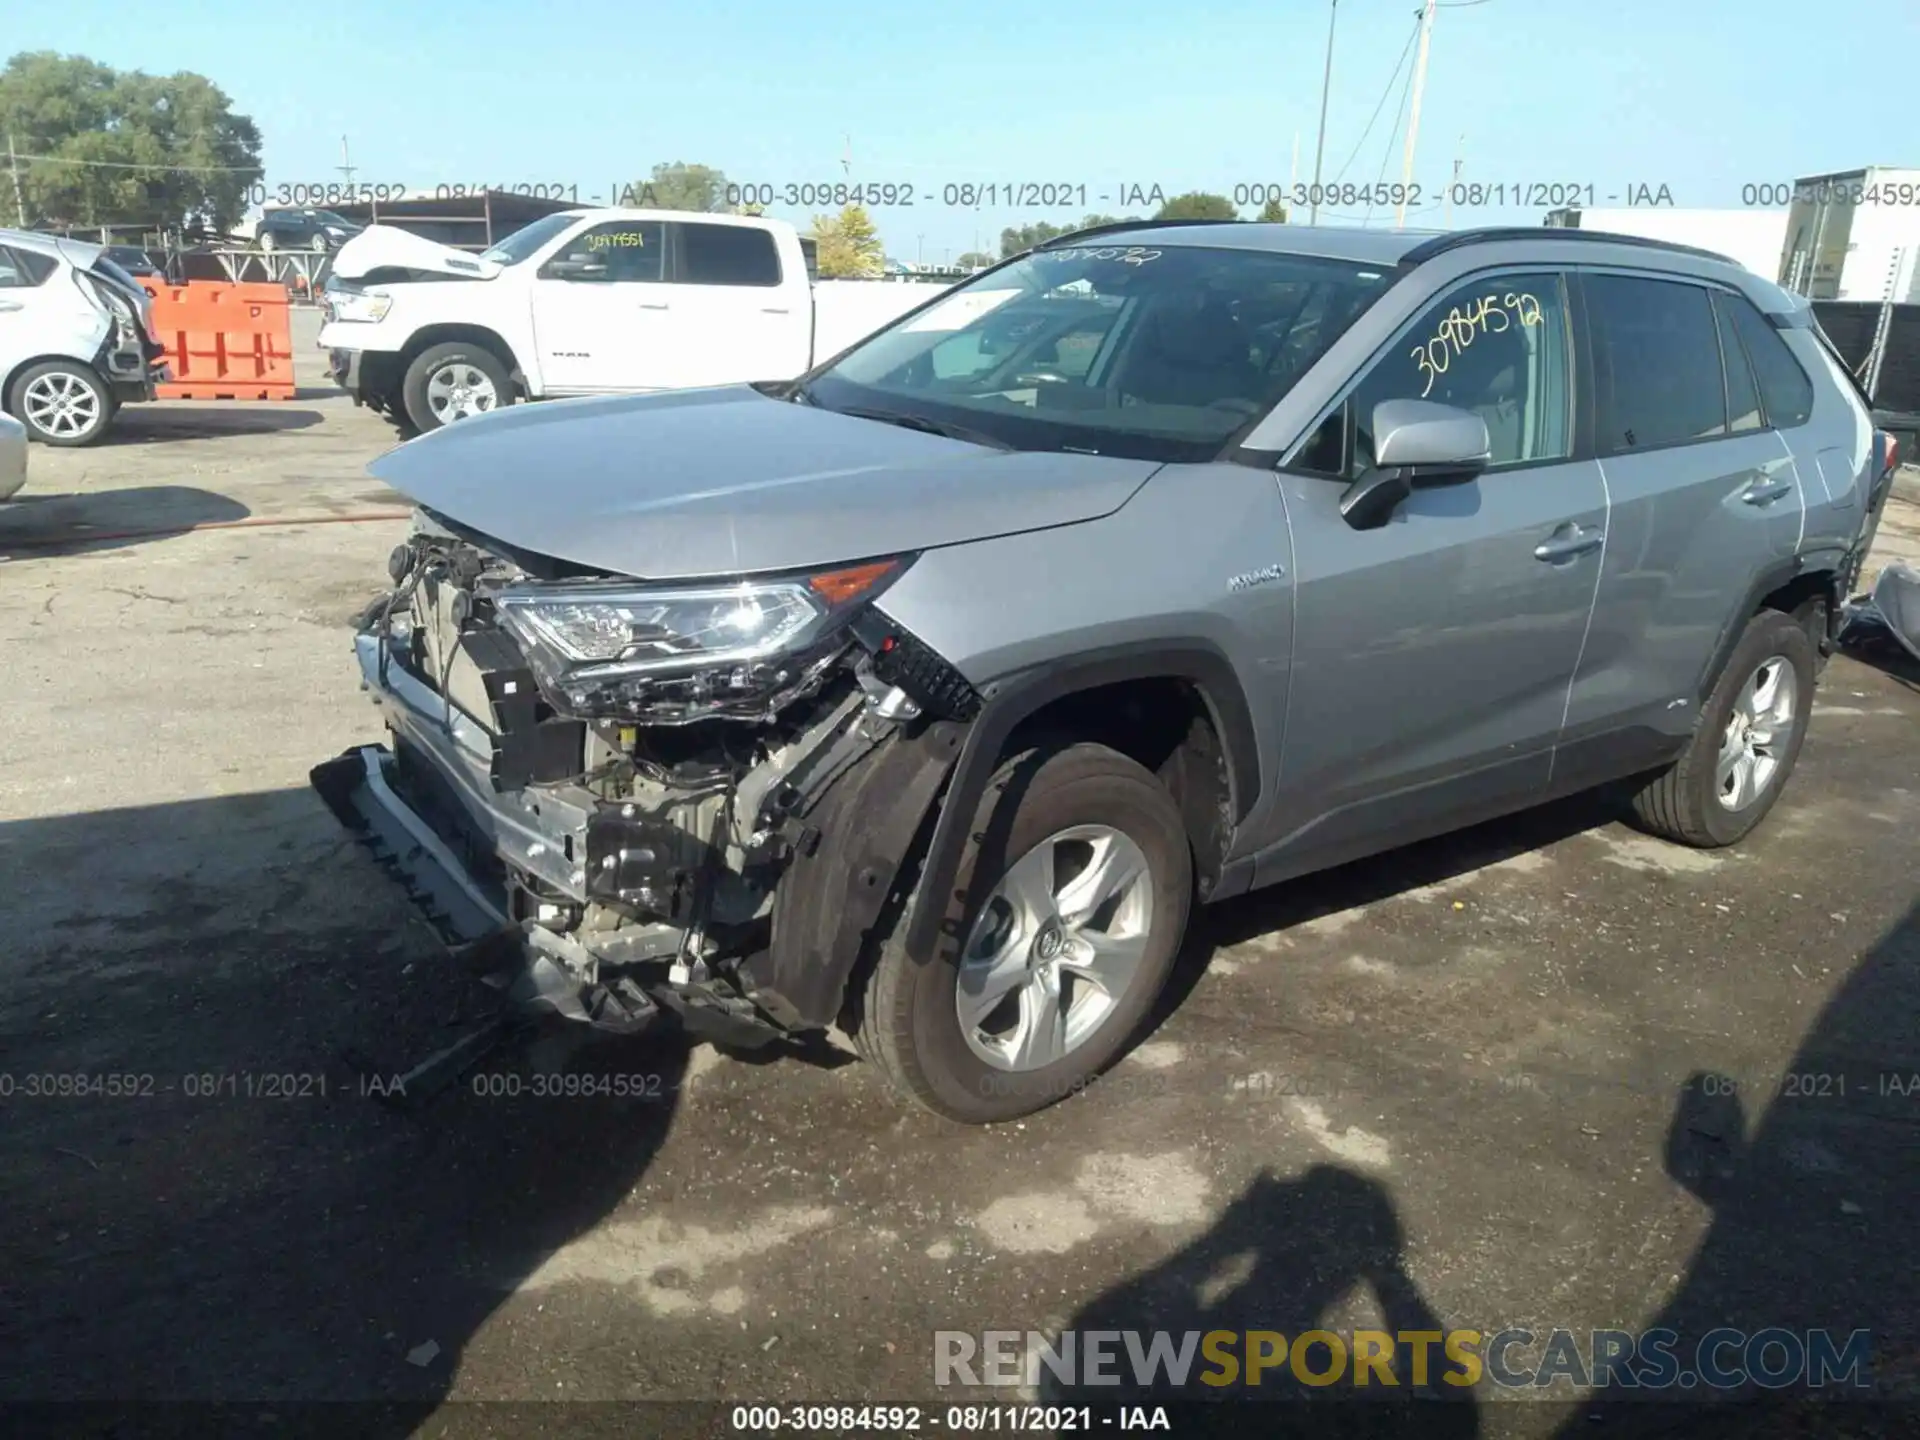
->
(805, 242), (1396, 462)
(481, 212), (583, 266)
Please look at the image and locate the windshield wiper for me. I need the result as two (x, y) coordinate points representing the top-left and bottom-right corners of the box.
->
(834, 405), (1014, 452)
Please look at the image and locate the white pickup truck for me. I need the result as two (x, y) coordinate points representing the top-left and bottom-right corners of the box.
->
(318, 209), (950, 432)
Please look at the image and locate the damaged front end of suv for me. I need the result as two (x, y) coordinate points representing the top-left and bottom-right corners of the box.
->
(313, 505), (980, 1050)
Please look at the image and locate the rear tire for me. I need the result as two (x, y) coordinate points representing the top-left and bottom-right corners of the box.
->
(1630, 610), (1815, 848)
(8, 361), (116, 447)
(401, 342), (512, 433)
(853, 741), (1192, 1124)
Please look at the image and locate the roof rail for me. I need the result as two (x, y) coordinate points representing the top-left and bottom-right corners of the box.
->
(1033, 217), (1244, 250)
(1398, 226), (1738, 268)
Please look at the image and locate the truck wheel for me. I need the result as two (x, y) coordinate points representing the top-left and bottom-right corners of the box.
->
(1630, 610), (1815, 848)
(852, 741), (1193, 1124)
(402, 342), (512, 432)
(9, 361), (116, 447)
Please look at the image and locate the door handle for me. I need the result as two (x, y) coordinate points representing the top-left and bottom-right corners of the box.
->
(761, 307), (791, 314)
(638, 301), (670, 311)
(0, 299), (22, 312)
(1741, 477), (1793, 506)
(1534, 525), (1604, 562)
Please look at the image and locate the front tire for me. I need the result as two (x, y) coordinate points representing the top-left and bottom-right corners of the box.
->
(853, 741), (1193, 1123)
(9, 361), (116, 447)
(401, 342), (512, 433)
(1630, 610), (1815, 847)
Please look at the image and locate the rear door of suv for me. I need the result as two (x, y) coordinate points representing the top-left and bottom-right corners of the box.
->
(656, 221), (811, 385)
(1555, 268), (1805, 777)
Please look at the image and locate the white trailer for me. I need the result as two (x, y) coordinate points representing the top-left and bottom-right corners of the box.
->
(1778, 167), (1920, 303)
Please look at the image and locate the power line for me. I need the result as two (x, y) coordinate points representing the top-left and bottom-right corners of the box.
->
(1363, 23), (1422, 227)
(1329, 14), (1423, 186)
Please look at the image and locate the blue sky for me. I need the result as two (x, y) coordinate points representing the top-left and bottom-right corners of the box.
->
(11, 0), (1919, 260)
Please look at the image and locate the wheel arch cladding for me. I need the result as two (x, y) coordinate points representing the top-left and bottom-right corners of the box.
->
(404, 324), (519, 375)
(897, 641), (1260, 966)
(1697, 556), (1823, 704)
(752, 719), (968, 1030)
(5, 354), (105, 410)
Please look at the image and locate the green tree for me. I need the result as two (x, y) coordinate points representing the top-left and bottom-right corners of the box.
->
(811, 203), (884, 277)
(1154, 191), (1238, 221)
(1255, 197), (1289, 223)
(998, 220), (1067, 258)
(0, 51), (262, 230)
(954, 250), (995, 270)
(632, 161), (732, 212)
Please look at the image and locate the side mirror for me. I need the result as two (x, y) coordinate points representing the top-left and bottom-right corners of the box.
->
(542, 257), (608, 282)
(1339, 399), (1492, 531)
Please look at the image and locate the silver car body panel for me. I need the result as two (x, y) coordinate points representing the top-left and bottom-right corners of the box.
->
(368, 384), (1161, 578)
(0, 411), (25, 500)
(323, 221), (1883, 1042)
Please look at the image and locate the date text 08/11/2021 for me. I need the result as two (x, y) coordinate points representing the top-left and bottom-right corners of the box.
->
(243, 179), (1684, 212)
(728, 1404), (1170, 1432)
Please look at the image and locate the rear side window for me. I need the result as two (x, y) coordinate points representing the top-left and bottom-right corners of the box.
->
(1711, 293), (1764, 434)
(676, 223), (782, 287)
(0, 246), (53, 286)
(1585, 273), (1727, 452)
(1725, 294), (1815, 428)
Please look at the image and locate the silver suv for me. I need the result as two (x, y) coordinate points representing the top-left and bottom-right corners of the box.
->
(313, 221), (1897, 1123)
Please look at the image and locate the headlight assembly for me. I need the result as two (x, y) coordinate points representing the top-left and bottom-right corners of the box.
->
(491, 559), (906, 724)
(328, 291), (393, 324)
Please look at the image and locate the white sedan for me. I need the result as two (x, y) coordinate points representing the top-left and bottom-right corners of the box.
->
(0, 410), (25, 500)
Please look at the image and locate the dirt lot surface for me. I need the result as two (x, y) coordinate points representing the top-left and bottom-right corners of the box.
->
(2, 320), (1917, 1438)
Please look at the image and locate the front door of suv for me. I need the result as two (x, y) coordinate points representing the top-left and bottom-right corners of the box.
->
(1257, 269), (1608, 883)
(531, 219), (671, 392)
(1557, 270), (1805, 768)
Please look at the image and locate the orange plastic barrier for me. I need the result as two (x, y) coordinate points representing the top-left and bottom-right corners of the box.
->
(137, 280), (296, 400)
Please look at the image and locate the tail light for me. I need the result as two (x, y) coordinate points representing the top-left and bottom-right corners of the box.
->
(1875, 429), (1900, 479)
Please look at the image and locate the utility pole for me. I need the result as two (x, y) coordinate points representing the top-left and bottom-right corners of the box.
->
(1309, 0), (1338, 225)
(1396, 0), (1438, 228)
(6, 134), (26, 227)
(336, 136), (357, 188)
(1442, 134), (1463, 228)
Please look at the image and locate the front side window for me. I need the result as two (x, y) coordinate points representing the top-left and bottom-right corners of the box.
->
(805, 244), (1396, 462)
(0, 246), (29, 288)
(543, 221), (665, 283)
(1296, 272), (1573, 477)
(1586, 273), (1727, 452)
(676, 223), (781, 286)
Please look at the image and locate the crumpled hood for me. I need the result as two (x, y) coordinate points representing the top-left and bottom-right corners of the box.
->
(368, 386), (1161, 579)
(331, 224), (503, 283)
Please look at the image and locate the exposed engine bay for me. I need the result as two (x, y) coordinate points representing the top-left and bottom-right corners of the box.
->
(312, 508), (980, 1046)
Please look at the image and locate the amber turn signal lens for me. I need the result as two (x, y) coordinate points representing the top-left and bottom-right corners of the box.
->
(807, 560), (899, 607)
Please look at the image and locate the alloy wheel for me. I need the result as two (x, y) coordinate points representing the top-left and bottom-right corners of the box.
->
(425, 363), (499, 423)
(954, 824), (1155, 1071)
(22, 372), (101, 440)
(1716, 655), (1797, 811)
